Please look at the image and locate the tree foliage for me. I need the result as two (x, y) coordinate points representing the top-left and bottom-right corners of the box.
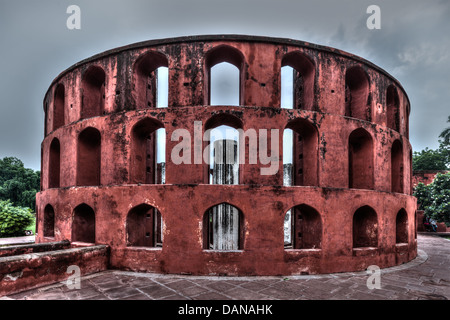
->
(413, 182), (432, 210)
(439, 115), (450, 146)
(0, 200), (35, 237)
(414, 172), (450, 226)
(0, 157), (40, 211)
(412, 147), (448, 171)
(413, 115), (450, 171)
(424, 172), (450, 225)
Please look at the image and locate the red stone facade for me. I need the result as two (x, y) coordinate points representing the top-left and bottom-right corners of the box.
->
(36, 35), (417, 276)
(412, 170), (449, 187)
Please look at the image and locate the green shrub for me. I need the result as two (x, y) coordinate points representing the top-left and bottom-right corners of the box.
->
(0, 200), (34, 237)
(413, 182), (432, 210)
(424, 172), (450, 225)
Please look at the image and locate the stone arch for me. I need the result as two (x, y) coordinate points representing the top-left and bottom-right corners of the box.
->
(130, 117), (164, 184)
(48, 138), (61, 189)
(281, 51), (315, 110)
(81, 66), (106, 119)
(204, 114), (243, 184)
(77, 127), (101, 186)
(284, 204), (322, 249)
(126, 203), (163, 247)
(391, 139), (404, 193)
(203, 202), (244, 250)
(133, 51), (169, 109)
(353, 205), (378, 248)
(285, 118), (319, 186)
(348, 128), (374, 190)
(204, 45), (245, 106)
(43, 204), (55, 238)
(345, 66), (370, 121)
(396, 208), (408, 244)
(72, 203), (95, 243)
(53, 83), (65, 131)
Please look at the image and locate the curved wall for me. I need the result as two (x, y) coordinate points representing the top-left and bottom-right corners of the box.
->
(37, 35), (416, 275)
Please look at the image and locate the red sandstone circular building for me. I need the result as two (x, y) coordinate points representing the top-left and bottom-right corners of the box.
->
(36, 35), (417, 276)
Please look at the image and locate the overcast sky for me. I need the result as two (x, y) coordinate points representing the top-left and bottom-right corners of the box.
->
(0, 0), (449, 171)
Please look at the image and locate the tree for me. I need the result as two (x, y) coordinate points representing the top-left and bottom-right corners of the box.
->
(439, 115), (450, 146)
(0, 200), (35, 237)
(0, 157), (40, 211)
(413, 182), (432, 210)
(424, 172), (450, 226)
(412, 148), (448, 171)
(412, 115), (450, 171)
(414, 172), (450, 226)
(438, 115), (450, 169)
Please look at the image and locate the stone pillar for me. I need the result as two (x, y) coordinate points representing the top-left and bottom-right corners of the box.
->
(212, 139), (238, 185)
(283, 164), (293, 245)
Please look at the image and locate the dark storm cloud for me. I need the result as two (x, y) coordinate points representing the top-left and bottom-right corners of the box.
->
(0, 0), (449, 170)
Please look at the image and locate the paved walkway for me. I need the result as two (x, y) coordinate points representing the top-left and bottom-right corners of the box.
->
(2, 234), (449, 300)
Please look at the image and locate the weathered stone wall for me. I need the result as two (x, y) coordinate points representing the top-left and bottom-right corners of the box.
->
(0, 244), (109, 296)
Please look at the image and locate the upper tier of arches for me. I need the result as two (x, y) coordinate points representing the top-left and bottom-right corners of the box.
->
(43, 36), (410, 138)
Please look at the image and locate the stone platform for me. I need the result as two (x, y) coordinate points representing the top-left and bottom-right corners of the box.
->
(2, 234), (448, 300)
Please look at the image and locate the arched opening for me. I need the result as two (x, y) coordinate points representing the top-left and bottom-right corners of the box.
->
(81, 66), (106, 119)
(281, 66), (294, 109)
(127, 204), (163, 247)
(77, 127), (101, 186)
(396, 209), (408, 244)
(284, 204), (322, 249)
(210, 63), (240, 106)
(281, 52), (315, 110)
(208, 126), (239, 185)
(43, 204), (55, 238)
(345, 66), (370, 121)
(48, 138), (61, 189)
(391, 139), (404, 193)
(353, 206), (378, 248)
(156, 128), (166, 184)
(284, 119), (318, 186)
(156, 67), (169, 108)
(386, 85), (400, 131)
(204, 114), (243, 184)
(133, 51), (169, 109)
(348, 128), (374, 189)
(72, 203), (95, 243)
(53, 84), (65, 131)
(203, 203), (244, 250)
(205, 45), (244, 106)
(130, 118), (165, 184)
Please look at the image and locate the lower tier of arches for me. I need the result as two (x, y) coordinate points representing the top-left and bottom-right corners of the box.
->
(36, 184), (417, 275)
